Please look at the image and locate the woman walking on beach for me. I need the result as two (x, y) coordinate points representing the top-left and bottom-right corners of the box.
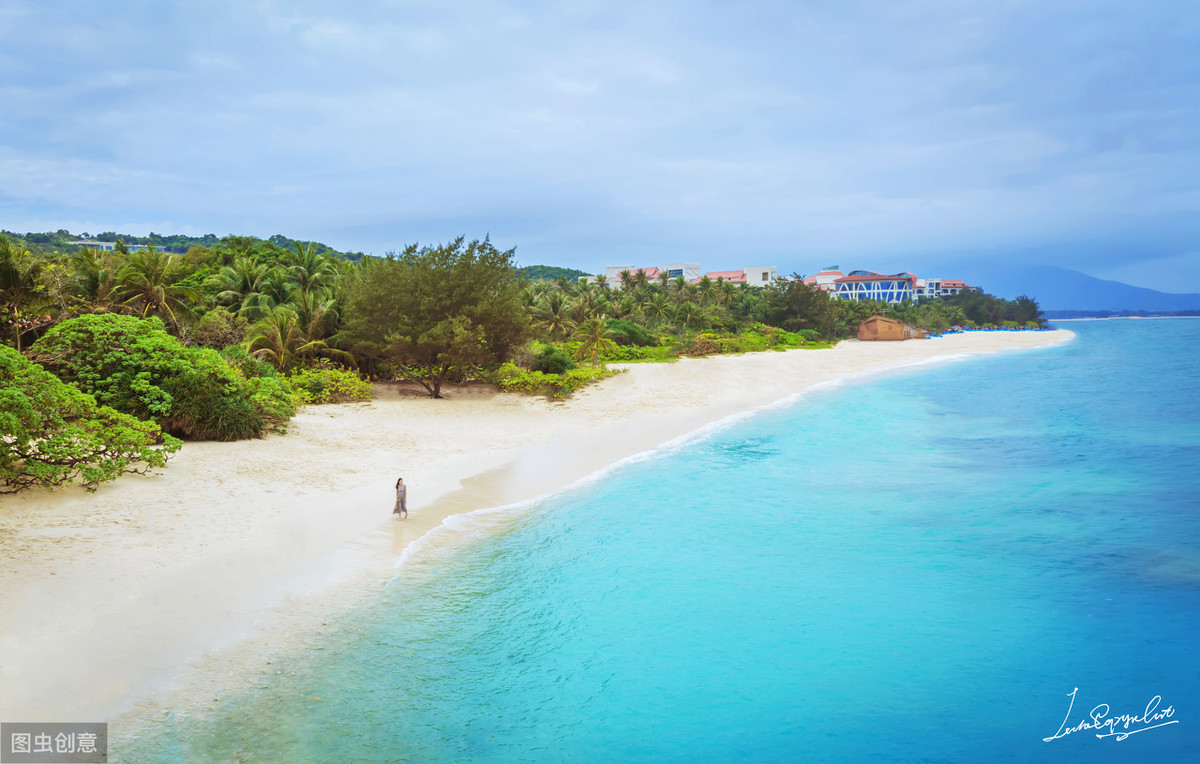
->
(393, 477), (407, 519)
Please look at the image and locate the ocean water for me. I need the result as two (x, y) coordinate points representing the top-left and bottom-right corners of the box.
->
(121, 320), (1199, 762)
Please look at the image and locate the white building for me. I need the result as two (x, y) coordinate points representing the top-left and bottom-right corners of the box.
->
(915, 278), (978, 299)
(601, 263), (702, 287)
(802, 269), (845, 292)
(67, 240), (154, 252)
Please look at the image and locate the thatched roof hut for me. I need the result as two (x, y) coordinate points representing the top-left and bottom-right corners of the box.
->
(857, 315), (926, 341)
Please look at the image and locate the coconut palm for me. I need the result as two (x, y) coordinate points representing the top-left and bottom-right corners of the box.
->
(113, 249), (200, 330)
(611, 295), (636, 320)
(0, 237), (44, 350)
(533, 291), (572, 340)
(674, 301), (708, 330)
(716, 281), (737, 307)
(245, 306), (353, 372)
(260, 266), (296, 307)
(287, 240), (337, 296)
(209, 257), (274, 321)
(642, 293), (672, 326)
(71, 247), (119, 309)
(573, 316), (618, 364)
(289, 287), (339, 341)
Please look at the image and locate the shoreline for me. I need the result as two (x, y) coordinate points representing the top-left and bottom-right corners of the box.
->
(0, 330), (1074, 735)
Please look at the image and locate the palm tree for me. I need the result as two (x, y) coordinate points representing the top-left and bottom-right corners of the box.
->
(716, 281), (737, 307)
(245, 306), (352, 373)
(209, 257), (273, 320)
(533, 291), (572, 340)
(670, 275), (688, 304)
(642, 293), (672, 326)
(573, 316), (617, 364)
(260, 266), (296, 307)
(611, 295), (636, 320)
(290, 287), (339, 341)
(0, 237), (43, 350)
(113, 249), (200, 330)
(696, 275), (715, 305)
(287, 240), (337, 296)
(674, 301), (708, 331)
(71, 247), (118, 309)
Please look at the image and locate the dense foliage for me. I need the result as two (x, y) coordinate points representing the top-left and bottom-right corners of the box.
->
(341, 238), (532, 398)
(516, 265), (592, 283)
(2, 225), (1045, 412)
(287, 361), (373, 404)
(1, 345), (180, 493)
(28, 314), (298, 440)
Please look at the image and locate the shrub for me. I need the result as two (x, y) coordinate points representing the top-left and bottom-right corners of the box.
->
(606, 319), (655, 346)
(190, 307), (247, 348)
(246, 376), (302, 430)
(735, 332), (771, 352)
(492, 361), (617, 399)
(533, 344), (576, 374)
(28, 314), (296, 440)
(685, 334), (720, 357)
(287, 362), (373, 404)
(0, 345), (181, 493)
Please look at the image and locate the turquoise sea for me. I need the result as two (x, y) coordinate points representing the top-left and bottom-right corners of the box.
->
(122, 320), (1199, 762)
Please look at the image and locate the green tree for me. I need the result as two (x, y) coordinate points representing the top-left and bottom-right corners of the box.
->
(1, 345), (180, 493)
(28, 314), (296, 440)
(573, 316), (618, 364)
(766, 277), (839, 338)
(532, 291), (572, 340)
(209, 257), (273, 320)
(286, 240), (337, 296)
(113, 249), (200, 330)
(341, 237), (531, 398)
(245, 305), (350, 373)
(0, 236), (43, 350)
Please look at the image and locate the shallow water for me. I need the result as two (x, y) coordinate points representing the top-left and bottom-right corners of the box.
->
(121, 320), (1199, 762)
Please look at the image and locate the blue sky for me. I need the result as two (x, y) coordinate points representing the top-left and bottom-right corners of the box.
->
(2, 1), (1198, 290)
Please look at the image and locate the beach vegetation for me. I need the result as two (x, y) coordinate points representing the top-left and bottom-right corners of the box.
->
(244, 305), (352, 373)
(341, 237), (531, 398)
(287, 360), (373, 404)
(531, 343), (576, 375)
(27, 314), (298, 440)
(0, 344), (180, 493)
(491, 361), (616, 399)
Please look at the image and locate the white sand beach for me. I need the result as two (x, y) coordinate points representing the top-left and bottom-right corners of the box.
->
(0, 330), (1072, 728)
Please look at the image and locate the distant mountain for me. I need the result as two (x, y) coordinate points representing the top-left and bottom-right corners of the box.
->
(949, 264), (1200, 313)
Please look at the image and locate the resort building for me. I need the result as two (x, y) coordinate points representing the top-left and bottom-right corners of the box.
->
(700, 266), (779, 285)
(67, 240), (154, 252)
(802, 269), (845, 292)
(600, 263), (777, 287)
(602, 263), (701, 286)
(833, 271), (917, 303)
(914, 278), (978, 299)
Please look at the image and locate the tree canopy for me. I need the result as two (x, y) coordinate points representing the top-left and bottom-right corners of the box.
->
(28, 314), (298, 440)
(342, 238), (531, 397)
(0, 345), (180, 493)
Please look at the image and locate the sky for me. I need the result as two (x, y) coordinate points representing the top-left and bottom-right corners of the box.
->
(1, 1), (1198, 290)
